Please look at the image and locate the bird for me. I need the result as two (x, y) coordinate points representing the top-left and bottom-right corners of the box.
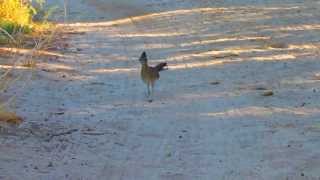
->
(139, 51), (167, 102)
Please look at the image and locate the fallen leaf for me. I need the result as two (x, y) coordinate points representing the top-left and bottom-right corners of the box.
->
(255, 86), (268, 90)
(209, 81), (220, 85)
(0, 111), (23, 126)
(269, 42), (288, 49)
(262, 91), (274, 96)
(55, 112), (65, 115)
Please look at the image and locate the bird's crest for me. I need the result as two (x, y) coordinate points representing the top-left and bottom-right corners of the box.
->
(139, 51), (147, 63)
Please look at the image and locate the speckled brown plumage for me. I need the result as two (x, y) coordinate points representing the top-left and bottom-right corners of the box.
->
(139, 52), (167, 102)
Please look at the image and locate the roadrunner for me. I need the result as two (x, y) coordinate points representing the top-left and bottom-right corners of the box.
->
(139, 51), (167, 102)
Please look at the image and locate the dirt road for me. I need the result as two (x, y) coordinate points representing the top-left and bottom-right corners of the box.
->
(1, 0), (320, 179)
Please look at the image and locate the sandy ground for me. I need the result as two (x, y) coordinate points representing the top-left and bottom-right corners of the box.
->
(1, 0), (320, 179)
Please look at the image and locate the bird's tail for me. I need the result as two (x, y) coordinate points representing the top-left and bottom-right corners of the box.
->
(155, 62), (168, 72)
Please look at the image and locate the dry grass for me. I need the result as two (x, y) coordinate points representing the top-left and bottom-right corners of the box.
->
(0, 109), (23, 127)
(0, 30), (58, 127)
(0, 0), (59, 127)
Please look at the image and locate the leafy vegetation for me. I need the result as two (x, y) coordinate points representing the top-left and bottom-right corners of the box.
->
(0, 0), (58, 117)
(0, 0), (53, 42)
(0, 0), (32, 34)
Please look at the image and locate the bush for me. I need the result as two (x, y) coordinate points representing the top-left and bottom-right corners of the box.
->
(0, 0), (33, 25)
(0, 20), (32, 35)
(0, 0), (51, 37)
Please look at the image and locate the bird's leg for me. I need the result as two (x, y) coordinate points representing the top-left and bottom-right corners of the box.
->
(146, 84), (151, 97)
(148, 83), (155, 102)
(145, 83), (153, 103)
(151, 83), (155, 98)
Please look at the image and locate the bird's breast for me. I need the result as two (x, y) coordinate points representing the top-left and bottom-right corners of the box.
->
(141, 66), (159, 84)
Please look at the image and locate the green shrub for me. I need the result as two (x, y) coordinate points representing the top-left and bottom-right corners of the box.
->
(0, 0), (52, 38)
(0, 0), (33, 27)
(0, 20), (32, 34)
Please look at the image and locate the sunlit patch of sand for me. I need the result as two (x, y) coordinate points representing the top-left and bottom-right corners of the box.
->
(252, 54), (296, 61)
(134, 43), (176, 50)
(166, 42), (317, 62)
(167, 48), (263, 62)
(37, 63), (75, 71)
(62, 8), (227, 28)
(0, 65), (30, 70)
(265, 24), (320, 32)
(288, 44), (320, 50)
(281, 77), (320, 86)
(111, 32), (186, 38)
(181, 36), (270, 47)
(168, 53), (299, 70)
(0, 63), (76, 74)
(0, 47), (69, 58)
(63, 5), (303, 27)
(90, 68), (137, 74)
(202, 106), (320, 118)
(89, 52), (301, 73)
(166, 46), (277, 62)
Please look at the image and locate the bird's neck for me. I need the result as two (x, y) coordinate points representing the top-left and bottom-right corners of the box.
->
(141, 62), (148, 68)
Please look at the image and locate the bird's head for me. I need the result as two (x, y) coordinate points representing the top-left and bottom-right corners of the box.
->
(139, 51), (148, 64)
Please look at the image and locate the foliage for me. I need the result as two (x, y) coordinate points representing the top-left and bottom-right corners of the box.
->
(0, 0), (54, 39)
(0, 0), (33, 26)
